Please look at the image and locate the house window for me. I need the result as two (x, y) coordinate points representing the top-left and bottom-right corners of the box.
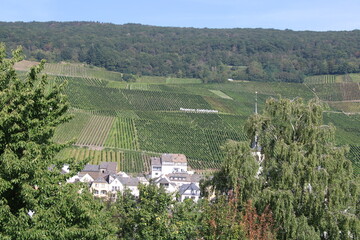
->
(93, 190), (99, 194)
(100, 190), (107, 195)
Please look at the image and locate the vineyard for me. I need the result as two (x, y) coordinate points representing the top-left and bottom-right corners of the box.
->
(347, 145), (360, 175)
(75, 115), (114, 147)
(137, 75), (202, 84)
(105, 118), (139, 150)
(53, 112), (91, 143)
(304, 73), (360, 104)
(38, 62), (360, 174)
(58, 147), (156, 173)
(43, 62), (123, 81)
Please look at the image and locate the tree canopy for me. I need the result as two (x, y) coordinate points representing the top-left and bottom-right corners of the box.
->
(1, 22), (360, 82)
(0, 44), (115, 239)
(210, 98), (360, 239)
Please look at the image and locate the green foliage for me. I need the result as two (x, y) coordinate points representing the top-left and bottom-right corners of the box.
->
(2, 22), (360, 82)
(211, 97), (360, 239)
(211, 141), (260, 206)
(115, 184), (175, 240)
(0, 44), (115, 239)
(114, 184), (247, 240)
(197, 197), (246, 240)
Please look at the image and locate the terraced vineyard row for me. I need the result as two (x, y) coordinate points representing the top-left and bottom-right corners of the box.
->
(76, 115), (114, 147)
(65, 83), (132, 110)
(304, 75), (337, 84)
(137, 76), (202, 84)
(59, 147), (158, 173)
(61, 148), (123, 171)
(347, 145), (360, 175)
(122, 88), (212, 111)
(135, 119), (246, 163)
(53, 112), (91, 143)
(55, 76), (108, 87)
(44, 62), (123, 81)
(323, 113), (360, 145)
(120, 150), (158, 173)
(65, 83), (217, 112)
(305, 82), (360, 101)
(188, 159), (221, 170)
(105, 118), (139, 150)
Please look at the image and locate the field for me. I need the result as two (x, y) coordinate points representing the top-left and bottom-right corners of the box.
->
(35, 62), (360, 174)
(304, 74), (360, 105)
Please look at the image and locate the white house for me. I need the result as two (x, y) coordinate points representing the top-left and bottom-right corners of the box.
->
(151, 153), (203, 202)
(90, 174), (148, 200)
(151, 154), (188, 178)
(69, 161), (148, 200)
(178, 183), (201, 202)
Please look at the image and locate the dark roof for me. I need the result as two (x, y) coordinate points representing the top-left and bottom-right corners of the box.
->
(93, 177), (107, 183)
(166, 173), (203, 183)
(79, 171), (107, 181)
(82, 164), (100, 172)
(179, 183), (200, 195)
(117, 176), (140, 187)
(157, 177), (170, 184)
(100, 162), (117, 173)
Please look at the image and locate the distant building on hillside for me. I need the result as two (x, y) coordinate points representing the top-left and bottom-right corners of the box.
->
(150, 153), (188, 178)
(150, 153), (203, 202)
(67, 161), (148, 201)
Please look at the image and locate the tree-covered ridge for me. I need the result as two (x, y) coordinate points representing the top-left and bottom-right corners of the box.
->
(1, 21), (360, 82)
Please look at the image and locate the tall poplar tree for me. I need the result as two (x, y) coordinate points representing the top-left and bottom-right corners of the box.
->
(212, 97), (359, 239)
(0, 44), (115, 239)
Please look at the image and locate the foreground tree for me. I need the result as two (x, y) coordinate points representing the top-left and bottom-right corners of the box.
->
(211, 97), (359, 239)
(0, 44), (115, 239)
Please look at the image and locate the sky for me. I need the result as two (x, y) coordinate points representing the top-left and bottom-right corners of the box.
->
(1, 0), (359, 31)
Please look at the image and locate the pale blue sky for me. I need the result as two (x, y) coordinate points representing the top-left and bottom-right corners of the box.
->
(1, 0), (359, 31)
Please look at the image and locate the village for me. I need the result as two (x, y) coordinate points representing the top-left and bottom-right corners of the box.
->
(66, 153), (204, 202)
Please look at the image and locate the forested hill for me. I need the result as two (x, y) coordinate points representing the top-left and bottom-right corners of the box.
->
(1, 21), (360, 82)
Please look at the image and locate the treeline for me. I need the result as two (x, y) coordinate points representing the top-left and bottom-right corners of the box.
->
(1, 21), (360, 82)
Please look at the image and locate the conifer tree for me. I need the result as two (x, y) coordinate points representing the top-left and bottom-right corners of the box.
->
(0, 44), (115, 239)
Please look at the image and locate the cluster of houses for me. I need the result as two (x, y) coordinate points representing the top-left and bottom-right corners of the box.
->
(68, 153), (203, 202)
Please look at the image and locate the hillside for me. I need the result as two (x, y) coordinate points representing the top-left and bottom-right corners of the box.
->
(3, 21), (360, 83)
(14, 61), (360, 174)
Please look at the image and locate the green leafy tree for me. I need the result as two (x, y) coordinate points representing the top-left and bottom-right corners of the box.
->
(0, 44), (116, 239)
(197, 196), (246, 240)
(114, 184), (175, 240)
(211, 97), (359, 239)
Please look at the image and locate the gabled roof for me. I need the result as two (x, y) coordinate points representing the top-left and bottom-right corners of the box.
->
(82, 164), (100, 172)
(100, 162), (117, 173)
(156, 177), (171, 184)
(93, 177), (107, 184)
(79, 171), (105, 181)
(179, 183), (200, 195)
(117, 176), (140, 187)
(166, 173), (203, 183)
